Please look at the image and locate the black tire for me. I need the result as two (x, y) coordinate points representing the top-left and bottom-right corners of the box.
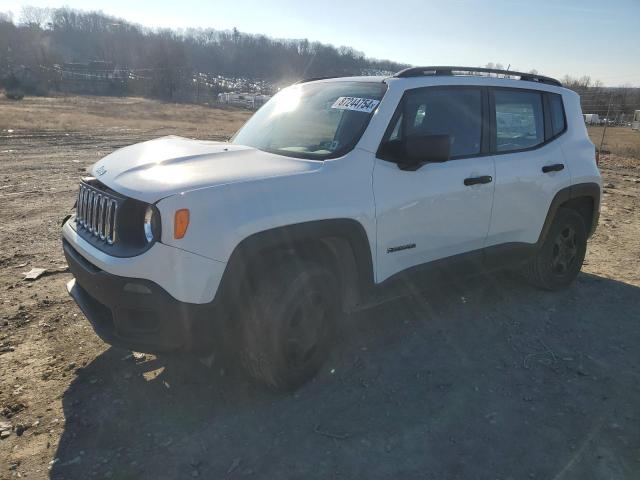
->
(523, 207), (587, 290)
(239, 258), (339, 391)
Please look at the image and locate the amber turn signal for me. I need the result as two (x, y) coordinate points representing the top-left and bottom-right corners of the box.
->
(174, 209), (190, 239)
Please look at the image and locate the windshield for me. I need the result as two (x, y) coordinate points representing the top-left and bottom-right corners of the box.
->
(231, 81), (387, 159)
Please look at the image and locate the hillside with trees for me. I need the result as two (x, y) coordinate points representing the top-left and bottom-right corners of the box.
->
(0, 6), (408, 101)
(0, 6), (638, 120)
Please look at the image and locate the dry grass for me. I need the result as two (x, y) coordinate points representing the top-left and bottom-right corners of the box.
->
(0, 94), (252, 138)
(2, 95), (638, 162)
(588, 126), (640, 160)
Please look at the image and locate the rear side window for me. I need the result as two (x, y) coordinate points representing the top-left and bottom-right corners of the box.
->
(548, 93), (566, 137)
(494, 90), (544, 152)
(394, 87), (483, 157)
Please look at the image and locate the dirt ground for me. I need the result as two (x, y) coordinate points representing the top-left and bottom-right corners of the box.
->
(587, 126), (640, 160)
(1, 95), (639, 480)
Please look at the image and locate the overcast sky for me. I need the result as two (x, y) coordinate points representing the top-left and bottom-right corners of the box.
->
(5, 0), (640, 86)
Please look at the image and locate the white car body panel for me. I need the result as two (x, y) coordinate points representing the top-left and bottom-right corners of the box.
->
(561, 91), (603, 188)
(91, 136), (321, 204)
(373, 156), (495, 282)
(487, 139), (571, 246)
(157, 148), (377, 264)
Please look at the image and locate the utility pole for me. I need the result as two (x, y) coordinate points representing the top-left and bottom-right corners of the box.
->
(599, 92), (613, 156)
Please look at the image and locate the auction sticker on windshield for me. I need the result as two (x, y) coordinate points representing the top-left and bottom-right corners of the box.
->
(331, 97), (380, 113)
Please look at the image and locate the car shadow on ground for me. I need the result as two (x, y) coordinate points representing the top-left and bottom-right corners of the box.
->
(51, 272), (640, 480)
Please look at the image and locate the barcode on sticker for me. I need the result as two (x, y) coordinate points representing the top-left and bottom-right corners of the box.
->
(331, 97), (380, 113)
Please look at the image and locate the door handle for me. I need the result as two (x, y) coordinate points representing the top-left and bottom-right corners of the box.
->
(542, 163), (565, 173)
(464, 175), (493, 186)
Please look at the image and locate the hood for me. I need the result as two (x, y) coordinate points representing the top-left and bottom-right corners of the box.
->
(91, 136), (322, 203)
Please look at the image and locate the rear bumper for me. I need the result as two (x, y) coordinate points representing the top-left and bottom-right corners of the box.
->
(63, 239), (223, 353)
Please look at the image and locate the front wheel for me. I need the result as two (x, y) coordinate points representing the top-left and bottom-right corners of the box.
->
(523, 208), (587, 290)
(238, 258), (339, 391)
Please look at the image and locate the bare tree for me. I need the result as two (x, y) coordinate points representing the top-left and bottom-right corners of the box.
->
(0, 11), (13, 23)
(19, 6), (51, 29)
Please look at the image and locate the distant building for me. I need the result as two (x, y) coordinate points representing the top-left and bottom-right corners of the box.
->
(54, 61), (128, 96)
(60, 61), (128, 81)
(583, 113), (600, 125)
(633, 110), (640, 131)
(217, 92), (271, 109)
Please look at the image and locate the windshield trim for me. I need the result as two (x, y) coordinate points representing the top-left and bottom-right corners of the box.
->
(231, 80), (388, 161)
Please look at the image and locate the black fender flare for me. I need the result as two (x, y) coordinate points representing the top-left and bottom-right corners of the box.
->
(537, 182), (601, 245)
(214, 218), (375, 308)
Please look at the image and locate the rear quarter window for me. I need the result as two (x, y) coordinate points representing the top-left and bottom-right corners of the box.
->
(548, 93), (567, 137)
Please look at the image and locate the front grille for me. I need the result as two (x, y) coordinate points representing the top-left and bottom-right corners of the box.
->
(76, 180), (119, 245)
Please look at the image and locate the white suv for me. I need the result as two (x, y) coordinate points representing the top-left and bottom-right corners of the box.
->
(62, 66), (601, 390)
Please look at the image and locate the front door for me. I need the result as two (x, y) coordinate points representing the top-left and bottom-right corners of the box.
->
(373, 86), (495, 282)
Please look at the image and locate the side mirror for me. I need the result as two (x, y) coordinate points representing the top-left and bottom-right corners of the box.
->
(400, 134), (451, 170)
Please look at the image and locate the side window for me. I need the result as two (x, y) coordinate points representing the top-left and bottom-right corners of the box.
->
(385, 88), (483, 158)
(494, 90), (544, 152)
(548, 93), (566, 137)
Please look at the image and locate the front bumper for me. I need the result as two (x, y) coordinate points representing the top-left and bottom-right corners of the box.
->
(63, 239), (223, 352)
(61, 216), (226, 304)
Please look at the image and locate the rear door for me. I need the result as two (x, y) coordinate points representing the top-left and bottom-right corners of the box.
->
(485, 88), (572, 256)
(373, 86), (495, 282)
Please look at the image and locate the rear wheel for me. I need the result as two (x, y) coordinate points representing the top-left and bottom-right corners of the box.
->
(239, 258), (339, 390)
(523, 208), (587, 290)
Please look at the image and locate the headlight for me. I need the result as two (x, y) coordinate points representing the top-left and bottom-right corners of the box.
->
(143, 205), (159, 243)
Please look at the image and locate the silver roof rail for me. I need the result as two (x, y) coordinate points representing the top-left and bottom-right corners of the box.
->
(394, 66), (562, 87)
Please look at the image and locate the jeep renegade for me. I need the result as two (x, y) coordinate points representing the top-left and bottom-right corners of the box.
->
(62, 66), (602, 390)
